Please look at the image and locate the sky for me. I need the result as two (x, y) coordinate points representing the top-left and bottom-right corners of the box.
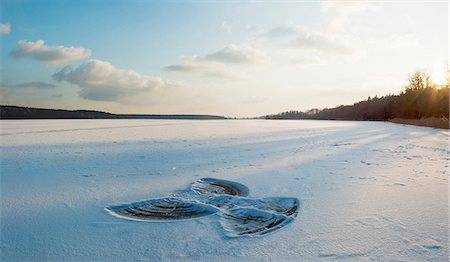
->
(0, 0), (448, 117)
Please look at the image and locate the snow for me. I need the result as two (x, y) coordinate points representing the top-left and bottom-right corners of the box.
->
(1, 119), (448, 261)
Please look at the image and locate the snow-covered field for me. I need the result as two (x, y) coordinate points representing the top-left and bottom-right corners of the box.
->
(1, 120), (448, 261)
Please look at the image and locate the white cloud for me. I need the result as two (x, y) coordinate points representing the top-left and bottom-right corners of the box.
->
(164, 56), (205, 72)
(260, 25), (303, 39)
(205, 44), (268, 64)
(292, 30), (353, 54)
(165, 56), (239, 78)
(291, 56), (327, 67)
(165, 44), (268, 78)
(53, 59), (170, 101)
(4, 81), (56, 88)
(0, 23), (11, 34)
(261, 26), (353, 54)
(11, 40), (91, 64)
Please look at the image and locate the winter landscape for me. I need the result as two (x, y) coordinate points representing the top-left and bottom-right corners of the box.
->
(1, 0), (449, 261)
(1, 120), (448, 260)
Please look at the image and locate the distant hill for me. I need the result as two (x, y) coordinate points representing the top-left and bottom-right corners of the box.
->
(0, 105), (227, 120)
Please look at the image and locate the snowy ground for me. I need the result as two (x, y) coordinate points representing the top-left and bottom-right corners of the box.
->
(1, 120), (448, 261)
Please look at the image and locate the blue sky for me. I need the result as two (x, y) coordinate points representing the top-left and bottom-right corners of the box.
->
(1, 0), (448, 116)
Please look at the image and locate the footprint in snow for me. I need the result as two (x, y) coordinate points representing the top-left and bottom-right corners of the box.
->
(106, 177), (299, 237)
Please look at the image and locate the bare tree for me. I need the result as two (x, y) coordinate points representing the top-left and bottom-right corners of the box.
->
(406, 70), (434, 91)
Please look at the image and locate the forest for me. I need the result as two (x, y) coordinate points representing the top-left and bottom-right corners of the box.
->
(0, 106), (226, 120)
(266, 70), (449, 128)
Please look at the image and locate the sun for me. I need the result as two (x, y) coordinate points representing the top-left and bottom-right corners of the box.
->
(430, 63), (448, 84)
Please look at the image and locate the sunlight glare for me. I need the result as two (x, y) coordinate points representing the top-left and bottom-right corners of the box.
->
(430, 63), (448, 84)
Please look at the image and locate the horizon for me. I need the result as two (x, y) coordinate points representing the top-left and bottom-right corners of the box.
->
(1, 0), (448, 118)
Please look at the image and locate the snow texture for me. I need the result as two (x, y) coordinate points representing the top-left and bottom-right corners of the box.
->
(106, 177), (299, 237)
(0, 120), (448, 261)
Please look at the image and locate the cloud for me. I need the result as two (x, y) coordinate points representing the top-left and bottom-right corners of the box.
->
(53, 59), (170, 101)
(262, 26), (353, 54)
(5, 81), (56, 88)
(164, 56), (202, 72)
(205, 44), (268, 64)
(292, 30), (353, 54)
(165, 44), (268, 78)
(0, 23), (11, 34)
(165, 56), (238, 78)
(260, 25), (302, 39)
(291, 57), (327, 67)
(11, 40), (91, 64)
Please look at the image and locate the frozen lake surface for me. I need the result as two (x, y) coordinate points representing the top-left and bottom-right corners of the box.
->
(1, 120), (448, 261)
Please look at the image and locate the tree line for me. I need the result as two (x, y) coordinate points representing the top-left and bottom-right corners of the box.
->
(266, 70), (449, 121)
(0, 106), (227, 119)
